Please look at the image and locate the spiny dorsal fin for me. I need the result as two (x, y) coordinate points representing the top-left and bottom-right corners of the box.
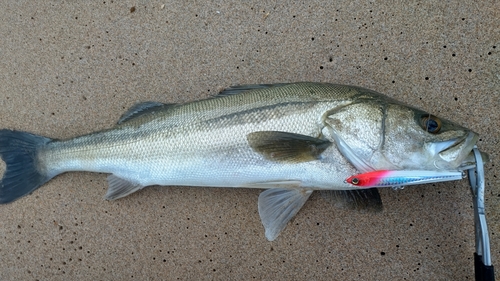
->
(319, 188), (383, 212)
(217, 83), (290, 97)
(258, 188), (313, 241)
(117, 101), (169, 124)
(247, 131), (332, 163)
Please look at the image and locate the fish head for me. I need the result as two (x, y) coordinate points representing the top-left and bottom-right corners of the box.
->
(323, 93), (480, 172)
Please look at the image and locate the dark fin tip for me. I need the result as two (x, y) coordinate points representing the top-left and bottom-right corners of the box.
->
(0, 129), (52, 204)
(320, 188), (383, 212)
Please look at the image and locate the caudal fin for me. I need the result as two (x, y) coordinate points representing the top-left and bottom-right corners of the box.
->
(0, 129), (53, 204)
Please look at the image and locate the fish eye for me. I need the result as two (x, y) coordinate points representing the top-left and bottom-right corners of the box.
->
(421, 115), (442, 133)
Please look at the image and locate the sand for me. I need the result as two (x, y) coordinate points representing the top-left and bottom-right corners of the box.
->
(0, 1), (499, 280)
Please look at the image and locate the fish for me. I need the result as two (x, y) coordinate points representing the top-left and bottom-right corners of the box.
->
(0, 82), (483, 241)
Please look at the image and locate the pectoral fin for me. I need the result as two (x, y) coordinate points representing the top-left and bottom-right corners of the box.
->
(105, 175), (145, 200)
(247, 131), (331, 163)
(258, 188), (313, 241)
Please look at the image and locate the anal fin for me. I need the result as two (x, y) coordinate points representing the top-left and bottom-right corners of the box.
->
(258, 188), (312, 241)
(105, 175), (145, 200)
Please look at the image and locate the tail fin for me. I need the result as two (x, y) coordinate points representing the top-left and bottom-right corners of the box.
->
(0, 129), (53, 204)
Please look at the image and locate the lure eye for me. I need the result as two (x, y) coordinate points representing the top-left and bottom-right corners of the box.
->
(421, 115), (441, 134)
(351, 178), (359, 185)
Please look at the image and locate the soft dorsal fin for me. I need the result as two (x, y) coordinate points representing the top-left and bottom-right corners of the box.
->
(319, 188), (383, 212)
(117, 101), (169, 124)
(247, 131), (332, 163)
(217, 83), (290, 97)
(258, 188), (313, 241)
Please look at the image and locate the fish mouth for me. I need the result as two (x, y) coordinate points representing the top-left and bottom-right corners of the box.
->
(458, 150), (490, 170)
(437, 131), (479, 168)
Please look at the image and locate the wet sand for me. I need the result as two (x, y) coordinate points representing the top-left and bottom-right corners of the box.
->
(0, 1), (498, 280)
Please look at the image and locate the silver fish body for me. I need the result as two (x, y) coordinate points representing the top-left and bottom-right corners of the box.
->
(40, 83), (356, 191)
(0, 82), (482, 240)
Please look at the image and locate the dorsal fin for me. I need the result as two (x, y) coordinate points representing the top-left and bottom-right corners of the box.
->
(217, 83), (290, 97)
(117, 101), (169, 124)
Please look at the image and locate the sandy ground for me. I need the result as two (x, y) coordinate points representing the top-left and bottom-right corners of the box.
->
(0, 1), (499, 280)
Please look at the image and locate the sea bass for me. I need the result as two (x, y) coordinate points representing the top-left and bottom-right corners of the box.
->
(0, 82), (482, 240)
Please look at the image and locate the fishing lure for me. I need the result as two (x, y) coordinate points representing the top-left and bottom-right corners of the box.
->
(345, 170), (465, 188)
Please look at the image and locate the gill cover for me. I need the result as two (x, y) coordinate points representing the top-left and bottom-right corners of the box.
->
(323, 100), (387, 172)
